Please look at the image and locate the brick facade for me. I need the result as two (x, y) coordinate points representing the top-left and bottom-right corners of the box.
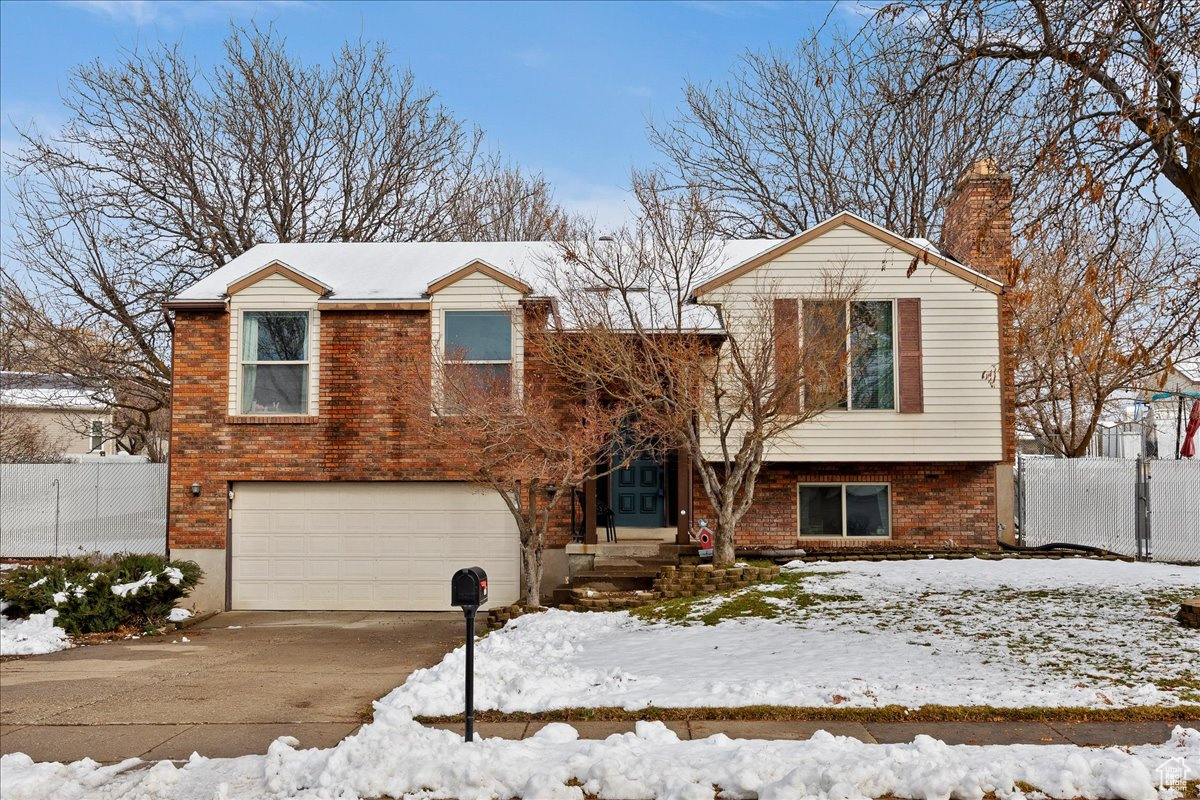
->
(692, 461), (998, 551)
(170, 163), (1015, 565)
(168, 307), (559, 551)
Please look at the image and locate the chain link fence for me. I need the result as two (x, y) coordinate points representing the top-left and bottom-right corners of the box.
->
(1018, 455), (1200, 563)
(0, 462), (167, 558)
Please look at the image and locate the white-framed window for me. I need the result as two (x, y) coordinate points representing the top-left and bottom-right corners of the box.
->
(89, 419), (103, 452)
(441, 310), (514, 399)
(804, 300), (896, 410)
(238, 310), (312, 415)
(798, 482), (891, 537)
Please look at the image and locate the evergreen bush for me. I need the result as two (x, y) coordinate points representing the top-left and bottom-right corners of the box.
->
(0, 554), (202, 634)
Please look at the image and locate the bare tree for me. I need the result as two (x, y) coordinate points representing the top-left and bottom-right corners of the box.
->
(652, 14), (1197, 459)
(649, 26), (1022, 239)
(1013, 202), (1200, 455)
(4, 25), (563, 453)
(892, 0), (1200, 221)
(402, 302), (630, 607)
(545, 175), (859, 566)
(0, 410), (68, 464)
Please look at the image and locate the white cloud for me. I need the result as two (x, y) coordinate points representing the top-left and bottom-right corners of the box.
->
(511, 47), (551, 69)
(679, 0), (785, 18)
(58, 0), (315, 28)
(622, 85), (655, 98)
(551, 173), (635, 232)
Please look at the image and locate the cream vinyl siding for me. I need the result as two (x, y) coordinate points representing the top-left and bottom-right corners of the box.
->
(228, 273), (322, 416)
(430, 272), (525, 400)
(230, 481), (520, 610)
(702, 223), (1003, 462)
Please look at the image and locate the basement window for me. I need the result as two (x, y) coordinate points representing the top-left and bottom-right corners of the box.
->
(798, 483), (890, 537)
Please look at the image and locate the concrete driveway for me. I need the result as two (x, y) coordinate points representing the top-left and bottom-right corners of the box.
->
(0, 611), (462, 762)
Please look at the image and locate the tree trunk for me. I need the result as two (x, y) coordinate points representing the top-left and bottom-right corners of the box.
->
(713, 508), (737, 567)
(520, 535), (543, 608)
(520, 483), (544, 608)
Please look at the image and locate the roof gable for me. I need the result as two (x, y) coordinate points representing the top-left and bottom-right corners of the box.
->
(427, 259), (532, 295)
(226, 261), (332, 297)
(693, 213), (1004, 297)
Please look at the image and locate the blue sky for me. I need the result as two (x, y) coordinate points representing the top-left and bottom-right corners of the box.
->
(0, 0), (859, 226)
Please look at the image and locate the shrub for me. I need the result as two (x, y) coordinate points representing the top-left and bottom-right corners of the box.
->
(0, 554), (202, 635)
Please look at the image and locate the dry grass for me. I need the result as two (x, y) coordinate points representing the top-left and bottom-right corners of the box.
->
(414, 703), (1200, 725)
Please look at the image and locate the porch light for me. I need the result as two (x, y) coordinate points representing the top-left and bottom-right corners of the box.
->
(190, 482), (201, 497)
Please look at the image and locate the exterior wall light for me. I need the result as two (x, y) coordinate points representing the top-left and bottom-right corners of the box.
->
(191, 482), (201, 497)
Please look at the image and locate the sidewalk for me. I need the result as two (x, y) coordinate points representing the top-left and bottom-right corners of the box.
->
(3, 718), (1195, 764)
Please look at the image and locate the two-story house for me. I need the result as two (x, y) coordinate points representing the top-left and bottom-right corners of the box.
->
(166, 162), (1015, 612)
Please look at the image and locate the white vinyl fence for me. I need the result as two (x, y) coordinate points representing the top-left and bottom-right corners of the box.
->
(0, 462), (167, 558)
(1150, 460), (1200, 563)
(1019, 456), (1200, 563)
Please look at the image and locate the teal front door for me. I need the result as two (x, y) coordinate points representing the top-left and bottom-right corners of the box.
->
(611, 456), (663, 527)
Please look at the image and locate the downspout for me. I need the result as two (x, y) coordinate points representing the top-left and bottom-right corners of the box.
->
(164, 304), (174, 561)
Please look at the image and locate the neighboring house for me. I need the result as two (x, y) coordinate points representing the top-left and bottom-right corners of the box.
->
(1088, 359), (1200, 459)
(0, 371), (115, 459)
(166, 163), (1015, 612)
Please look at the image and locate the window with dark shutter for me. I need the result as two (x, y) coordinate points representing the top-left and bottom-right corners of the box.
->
(773, 298), (801, 415)
(897, 298), (924, 413)
(801, 299), (848, 411)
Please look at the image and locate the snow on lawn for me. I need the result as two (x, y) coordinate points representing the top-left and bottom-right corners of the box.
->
(0, 608), (72, 657)
(3, 711), (1197, 800)
(390, 558), (1199, 715)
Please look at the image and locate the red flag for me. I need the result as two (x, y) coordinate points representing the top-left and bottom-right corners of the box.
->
(1182, 399), (1200, 458)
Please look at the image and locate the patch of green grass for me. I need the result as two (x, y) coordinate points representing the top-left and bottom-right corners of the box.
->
(633, 570), (861, 626)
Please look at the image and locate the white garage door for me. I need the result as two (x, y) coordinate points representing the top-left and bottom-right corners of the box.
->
(231, 482), (519, 611)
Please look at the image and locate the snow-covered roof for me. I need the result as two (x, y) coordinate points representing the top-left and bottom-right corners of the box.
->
(171, 240), (784, 304)
(169, 214), (1001, 312)
(1174, 358), (1200, 384)
(0, 372), (113, 410)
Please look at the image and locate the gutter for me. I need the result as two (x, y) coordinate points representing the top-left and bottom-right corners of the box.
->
(163, 298), (227, 310)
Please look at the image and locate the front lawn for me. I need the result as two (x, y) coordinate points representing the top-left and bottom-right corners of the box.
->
(387, 558), (1199, 716)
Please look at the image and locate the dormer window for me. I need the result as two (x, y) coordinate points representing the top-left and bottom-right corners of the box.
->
(240, 311), (311, 414)
(443, 310), (513, 397)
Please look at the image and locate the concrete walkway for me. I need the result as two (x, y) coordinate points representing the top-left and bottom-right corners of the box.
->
(429, 718), (1198, 747)
(3, 718), (1193, 764)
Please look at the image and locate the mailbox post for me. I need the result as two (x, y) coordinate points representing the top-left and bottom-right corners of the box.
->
(450, 566), (488, 743)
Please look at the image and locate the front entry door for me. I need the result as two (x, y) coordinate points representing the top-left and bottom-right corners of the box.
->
(611, 455), (663, 527)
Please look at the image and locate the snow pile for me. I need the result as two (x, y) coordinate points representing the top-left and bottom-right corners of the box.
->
(2, 714), (1196, 800)
(0, 609), (72, 656)
(167, 608), (192, 623)
(386, 558), (1199, 714)
(111, 566), (183, 598)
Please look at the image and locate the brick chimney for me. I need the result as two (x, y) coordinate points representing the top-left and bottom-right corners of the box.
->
(942, 158), (1014, 284)
(943, 158), (1017, 540)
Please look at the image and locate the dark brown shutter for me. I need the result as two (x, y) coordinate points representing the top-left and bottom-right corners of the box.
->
(897, 297), (924, 413)
(773, 298), (801, 415)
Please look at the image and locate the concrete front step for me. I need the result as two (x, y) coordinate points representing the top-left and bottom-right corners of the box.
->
(570, 569), (659, 592)
(593, 556), (678, 569)
(614, 527), (677, 543)
(590, 542), (672, 558)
